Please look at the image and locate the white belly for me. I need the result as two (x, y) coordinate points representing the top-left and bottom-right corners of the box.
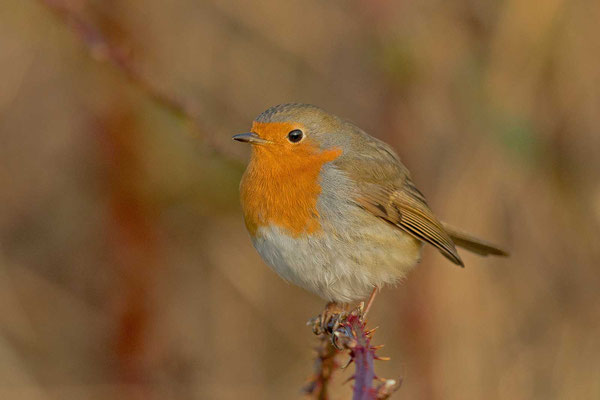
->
(252, 215), (422, 302)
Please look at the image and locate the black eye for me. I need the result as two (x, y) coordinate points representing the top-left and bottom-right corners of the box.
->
(287, 129), (304, 143)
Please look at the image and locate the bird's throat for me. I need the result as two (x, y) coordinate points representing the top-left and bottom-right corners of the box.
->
(240, 147), (341, 237)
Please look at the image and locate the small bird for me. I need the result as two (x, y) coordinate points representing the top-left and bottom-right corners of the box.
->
(233, 104), (507, 313)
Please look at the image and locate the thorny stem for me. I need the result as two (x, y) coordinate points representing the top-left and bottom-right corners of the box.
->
(306, 308), (401, 400)
(304, 336), (339, 400)
(345, 315), (376, 399)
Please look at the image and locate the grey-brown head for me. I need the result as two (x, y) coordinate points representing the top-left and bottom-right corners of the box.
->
(232, 103), (361, 152)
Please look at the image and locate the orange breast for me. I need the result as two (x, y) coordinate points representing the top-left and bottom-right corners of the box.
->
(240, 125), (341, 237)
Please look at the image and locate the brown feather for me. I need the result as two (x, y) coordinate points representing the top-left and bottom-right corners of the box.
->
(356, 179), (464, 267)
(332, 125), (505, 267)
(357, 183), (508, 264)
(441, 223), (509, 257)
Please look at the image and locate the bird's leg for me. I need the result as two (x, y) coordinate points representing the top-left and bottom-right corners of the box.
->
(310, 287), (379, 334)
(309, 302), (348, 335)
(361, 287), (379, 321)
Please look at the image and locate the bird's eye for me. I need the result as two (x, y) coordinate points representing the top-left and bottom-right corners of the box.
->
(287, 129), (304, 143)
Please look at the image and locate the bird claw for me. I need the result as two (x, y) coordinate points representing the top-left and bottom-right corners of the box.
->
(331, 329), (346, 350)
(308, 302), (370, 350)
(308, 302), (348, 336)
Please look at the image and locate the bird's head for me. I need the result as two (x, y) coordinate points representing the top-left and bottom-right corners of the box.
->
(233, 104), (349, 164)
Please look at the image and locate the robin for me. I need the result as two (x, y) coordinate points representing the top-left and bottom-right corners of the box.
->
(233, 103), (507, 319)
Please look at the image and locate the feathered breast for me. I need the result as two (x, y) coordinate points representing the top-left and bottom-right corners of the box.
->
(240, 146), (342, 237)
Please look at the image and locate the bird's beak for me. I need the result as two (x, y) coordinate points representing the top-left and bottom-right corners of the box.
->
(232, 132), (271, 145)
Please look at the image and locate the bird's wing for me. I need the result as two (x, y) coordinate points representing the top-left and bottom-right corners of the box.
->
(441, 222), (508, 257)
(336, 135), (463, 266)
(356, 178), (464, 266)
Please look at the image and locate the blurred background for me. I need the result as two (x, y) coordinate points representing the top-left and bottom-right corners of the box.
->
(1, 0), (599, 399)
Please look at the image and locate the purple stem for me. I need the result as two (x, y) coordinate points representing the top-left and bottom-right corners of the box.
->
(343, 315), (377, 400)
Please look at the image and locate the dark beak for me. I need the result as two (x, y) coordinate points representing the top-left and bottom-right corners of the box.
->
(232, 132), (271, 145)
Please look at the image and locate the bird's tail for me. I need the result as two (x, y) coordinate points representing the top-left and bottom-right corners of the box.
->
(442, 223), (509, 257)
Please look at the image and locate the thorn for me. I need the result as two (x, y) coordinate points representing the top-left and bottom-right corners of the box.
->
(371, 344), (384, 350)
(350, 326), (358, 338)
(365, 326), (379, 336)
(340, 356), (353, 369)
(375, 356), (391, 361)
(343, 374), (356, 384)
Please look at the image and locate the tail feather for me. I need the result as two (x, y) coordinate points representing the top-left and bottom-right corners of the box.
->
(442, 223), (509, 257)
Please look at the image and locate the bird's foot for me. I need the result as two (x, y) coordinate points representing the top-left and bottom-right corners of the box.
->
(309, 302), (372, 350)
(308, 302), (348, 335)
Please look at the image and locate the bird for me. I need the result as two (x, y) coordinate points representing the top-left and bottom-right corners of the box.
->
(233, 103), (507, 318)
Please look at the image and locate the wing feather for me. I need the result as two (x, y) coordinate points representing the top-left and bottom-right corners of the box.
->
(354, 178), (463, 267)
(331, 124), (505, 266)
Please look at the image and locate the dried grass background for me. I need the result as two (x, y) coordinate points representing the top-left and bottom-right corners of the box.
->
(1, 0), (599, 399)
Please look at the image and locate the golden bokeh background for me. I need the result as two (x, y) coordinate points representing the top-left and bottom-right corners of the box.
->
(1, 0), (599, 399)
